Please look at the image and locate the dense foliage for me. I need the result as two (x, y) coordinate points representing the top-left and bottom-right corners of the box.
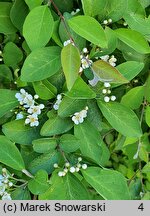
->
(0, 0), (150, 200)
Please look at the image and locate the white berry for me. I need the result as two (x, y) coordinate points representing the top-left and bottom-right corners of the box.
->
(104, 96), (110, 103)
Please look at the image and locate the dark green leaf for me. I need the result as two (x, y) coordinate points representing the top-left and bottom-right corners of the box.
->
(0, 135), (25, 171)
(82, 167), (131, 200)
(0, 89), (18, 118)
(97, 101), (142, 138)
(2, 119), (41, 145)
(21, 46), (61, 82)
(40, 113), (73, 137)
(32, 138), (57, 153)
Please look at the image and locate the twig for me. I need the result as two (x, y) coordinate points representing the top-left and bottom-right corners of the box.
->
(49, 0), (74, 43)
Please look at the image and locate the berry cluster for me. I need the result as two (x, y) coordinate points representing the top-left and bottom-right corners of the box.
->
(102, 82), (116, 102)
(15, 89), (44, 127)
(103, 18), (112, 25)
(54, 157), (88, 177)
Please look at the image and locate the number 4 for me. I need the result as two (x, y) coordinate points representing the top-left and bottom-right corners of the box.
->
(138, 203), (144, 211)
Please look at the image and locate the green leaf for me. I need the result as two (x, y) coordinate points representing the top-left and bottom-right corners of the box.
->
(68, 15), (107, 48)
(145, 75), (150, 102)
(74, 120), (103, 165)
(103, 0), (127, 22)
(58, 96), (87, 117)
(139, 146), (148, 163)
(33, 79), (57, 100)
(81, 0), (107, 17)
(32, 138), (57, 153)
(0, 135), (25, 171)
(82, 167), (131, 200)
(145, 106), (150, 127)
(3, 42), (23, 67)
(28, 170), (49, 195)
(25, 0), (43, 10)
(116, 61), (144, 81)
(40, 113), (73, 136)
(0, 2), (16, 34)
(28, 151), (61, 174)
(23, 6), (54, 50)
(60, 134), (79, 153)
(91, 60), (128, 83)
(100, 27), (117, 55)
(97, 101), (142, 138)
(115, 28), (150, 54)
(121, 86), (144, 110)
(2, 119), (41, 145)
(123, 13), (150, 41)
(0, 89), (18, 118)
(66, 76), (96, 99)
(21, 46), (61, 82)
(10, 0), (29, 32)
(39, 172), (90, 200)
(11, 187), (31, 200)
(61, 44), (81, 90)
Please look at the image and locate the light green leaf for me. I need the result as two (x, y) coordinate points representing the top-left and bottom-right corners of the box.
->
(81, 0), (107, 17)
(3, 42), (23, 67)
(10, 0), (29, 32)
(21, 46), (61, 82)
(28, 170), (49, 195)
(121, 86), (144, 110)
(68, 15), (107, 48)
(0, 135), (25, 171)
(92, 60), (128, 83)
(74, 120), (103, 165)
(39, 172), (90, 200)
(2, 119), (41, 145)
(33, 79), (57, 100)
(66, 76), (96, 99)
(32, 138), (57, 153)
(60, 134), (79, 153)
(0, 89), (18, 118)
(28, 151), (61, 174)
(23, 6), (54, 50)
(0, 2), (16, 34)
(61, 44), (81, 90)
(58, 96), (87, 117)
(82, 167), (131, 200)
(40, 113), (73, 136)
(115, 28), (150, 54)
(116, 61), (144, 81)
(97, 101), (142, 138)
(145, 106), (150, 127)
(25, 0), (43, 10)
